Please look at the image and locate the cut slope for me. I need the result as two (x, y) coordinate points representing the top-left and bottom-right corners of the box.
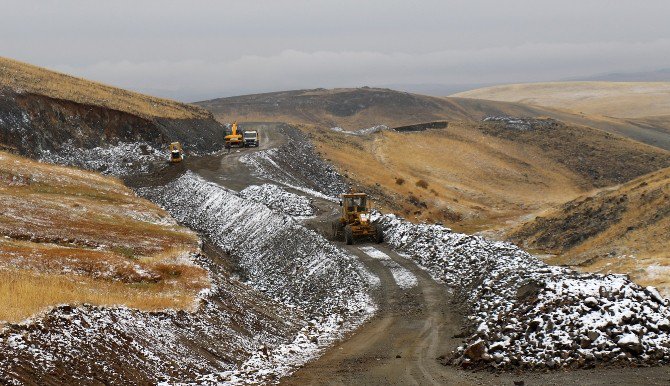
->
(0, 57), (208, 120)
(453, 81), (670, 119)
(0, 57), (226, 169)
(0, 151), (206, 323)
(508, 167), (670, 295)
(303, 118), (670, 232)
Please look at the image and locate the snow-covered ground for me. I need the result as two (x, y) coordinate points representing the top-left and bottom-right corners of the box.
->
(329, 125), (389, 136)
(0, 253), (304, 384)
(358, 246), (418, 290)
(141, 172), (376, 383)
(375, 213), (670, 369)
(239, 184), (315, 217)
(239, 126), (347, 198)
(40, 141), (165, 176)
(483, 116), (559, 131)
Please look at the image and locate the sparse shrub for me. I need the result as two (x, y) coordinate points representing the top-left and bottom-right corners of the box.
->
(154, 263), (183, 278)
(415, 179), (429, 189)
(395, 177), (405, 185)
(442, 208), (463, 223)
(408, 194), (428, 209)
(430, 188), (439, 196)
(112, 246), (136, 260)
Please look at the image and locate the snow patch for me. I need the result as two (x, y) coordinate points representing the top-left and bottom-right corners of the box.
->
(239, 184), (315, 217)
(358, 246), (418, 290)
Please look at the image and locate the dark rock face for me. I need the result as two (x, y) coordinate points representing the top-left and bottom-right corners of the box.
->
(0, 89), (226, 158)
(392, 121), (449, 132)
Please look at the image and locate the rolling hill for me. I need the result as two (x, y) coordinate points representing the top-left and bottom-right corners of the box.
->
(453, 81), (670, 119)
(196, 87), (555, 129)
(197, 87), (670, 151)
(508, 167), (670, 295)
(304, 117), (670, 232)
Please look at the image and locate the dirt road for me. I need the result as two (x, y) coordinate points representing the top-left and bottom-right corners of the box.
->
(151, 123), (670, 386)
(282, 243), (470, 385)
(282, 243), (670, 386)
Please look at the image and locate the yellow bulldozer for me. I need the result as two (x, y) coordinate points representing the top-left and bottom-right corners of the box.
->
(225, 122), (244, 148)
(332, 192), (383, 244)
(169, 142), (183, 163)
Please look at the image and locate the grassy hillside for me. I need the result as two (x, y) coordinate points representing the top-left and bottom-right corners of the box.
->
(0, 57), (209, 120)
(304, 118), (670, 232)
(195, 87), (585, 129)
(508, 167), (670, 295)
(0, 151), (207, 323)
(453, 81), (670, 119)
(197, 87), (670, 151)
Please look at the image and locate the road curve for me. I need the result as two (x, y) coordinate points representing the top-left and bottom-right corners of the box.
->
(132, 122), (670, 386)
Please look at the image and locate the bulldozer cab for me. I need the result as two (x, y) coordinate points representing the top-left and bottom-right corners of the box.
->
(169, 142), (183, 163)
(341, 193), (369, 217)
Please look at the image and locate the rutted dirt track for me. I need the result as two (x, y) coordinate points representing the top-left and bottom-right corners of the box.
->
(283, 244), (461, 385)
(283, 243), (670, 386)
(138, 123), (670, 385)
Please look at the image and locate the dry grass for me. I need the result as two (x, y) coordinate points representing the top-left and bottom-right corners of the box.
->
(0, 151), (208, 323)
(305, 123), (588, 231)
(509, 167), (670, 294)
(453, 81), (670, 119)
(0, 269), (201, 324)
(0, 56), (210, 120)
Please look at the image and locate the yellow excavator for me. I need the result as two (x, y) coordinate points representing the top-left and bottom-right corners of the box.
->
(332, 192), (383, 244)
(225, 122), (244, 147)
(169, 142), (183, 163)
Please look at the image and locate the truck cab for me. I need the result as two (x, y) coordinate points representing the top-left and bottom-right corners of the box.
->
(243, 130), (259, 147)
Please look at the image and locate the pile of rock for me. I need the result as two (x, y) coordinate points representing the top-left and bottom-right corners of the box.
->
(240, 125), (347, 197)
(483, 116), (559, 131)
(240, 184), (315, 217)
(375, 213), (670, 369)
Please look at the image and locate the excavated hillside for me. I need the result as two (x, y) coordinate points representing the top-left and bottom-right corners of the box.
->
(0, 57), (226, 171)
(301, 117), (670, 232)
(509, 167), (670, 295)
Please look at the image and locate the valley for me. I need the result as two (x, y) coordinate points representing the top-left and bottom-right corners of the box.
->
(1, 58), (670, 385)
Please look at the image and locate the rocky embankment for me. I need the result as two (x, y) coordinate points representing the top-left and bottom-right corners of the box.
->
(240, 183), (315, 217)
(0, 250), (303, 385)
(140, 172), (375, 383)
(375, 213), (670, 370)
(0, 89), (226, 174)
(240, 124), (347, 197)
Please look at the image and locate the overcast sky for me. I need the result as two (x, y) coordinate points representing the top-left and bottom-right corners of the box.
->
(3, 0), (670, 101)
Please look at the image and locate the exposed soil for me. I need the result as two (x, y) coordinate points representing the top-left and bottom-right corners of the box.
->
(0, 89), (226, 161)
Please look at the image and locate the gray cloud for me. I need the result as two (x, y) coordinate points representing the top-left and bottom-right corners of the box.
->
(3, 1), (670, 101)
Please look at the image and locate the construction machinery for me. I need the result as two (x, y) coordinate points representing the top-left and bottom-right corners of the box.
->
(169, 142), (183, 163)
(243, 130), (259, 147)
(225, 122), (244, 148)
(332, 192), (383, 245)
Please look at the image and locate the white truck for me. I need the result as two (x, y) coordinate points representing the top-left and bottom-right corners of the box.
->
(243, 130), (260, 147)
